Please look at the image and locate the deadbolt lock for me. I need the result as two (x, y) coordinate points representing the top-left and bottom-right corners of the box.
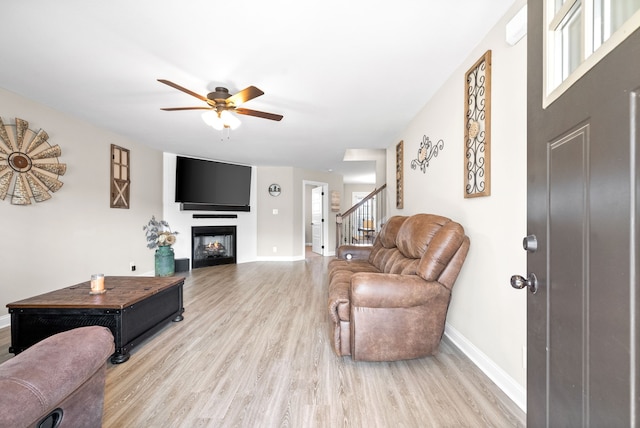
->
(522, 235), (538, 253)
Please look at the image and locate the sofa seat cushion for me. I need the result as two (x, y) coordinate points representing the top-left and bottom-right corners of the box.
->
(329, 260), (380, 281)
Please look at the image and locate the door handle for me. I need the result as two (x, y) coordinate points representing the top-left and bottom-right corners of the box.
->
(510, 273), (538, 294)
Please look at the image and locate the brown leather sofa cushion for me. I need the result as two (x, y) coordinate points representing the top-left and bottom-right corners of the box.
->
(420, 220), (467, 285)
(375, 215), (408, 250)
(396, 214), (450, 259)
(328, 213), (470, 361)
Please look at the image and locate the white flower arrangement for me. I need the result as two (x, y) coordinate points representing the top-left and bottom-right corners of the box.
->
(143, 215), (178, 249)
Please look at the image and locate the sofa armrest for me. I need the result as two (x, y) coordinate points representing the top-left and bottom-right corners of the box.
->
(350, 272), (449, 308)
(0, 326), (115, 427)
(337, 245), (372, 260)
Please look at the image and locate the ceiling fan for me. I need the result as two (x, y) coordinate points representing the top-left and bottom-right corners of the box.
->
(157, 79), (283, 130)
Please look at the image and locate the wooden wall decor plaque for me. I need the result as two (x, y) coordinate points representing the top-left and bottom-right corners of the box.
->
(110, 144), (130, 208)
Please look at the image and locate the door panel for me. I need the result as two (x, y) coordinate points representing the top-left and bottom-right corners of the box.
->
(528, 1), (640, 426)
(548, 126), (588, 425)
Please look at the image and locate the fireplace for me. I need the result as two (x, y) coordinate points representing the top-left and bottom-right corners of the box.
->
(191, 226), (237, 268)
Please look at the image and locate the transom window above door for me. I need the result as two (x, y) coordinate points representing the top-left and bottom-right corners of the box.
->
(544, 0), (640, 107)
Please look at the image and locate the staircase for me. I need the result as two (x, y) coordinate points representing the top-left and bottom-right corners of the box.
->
(335, 184), (387, 249)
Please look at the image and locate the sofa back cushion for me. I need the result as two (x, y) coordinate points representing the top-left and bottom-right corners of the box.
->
(392, 214), (466, 281)
(378, 215), (408, 248)
(419, 220), (467, 282)
(368, 216), (408, 267)
(396, 214), (451, 258)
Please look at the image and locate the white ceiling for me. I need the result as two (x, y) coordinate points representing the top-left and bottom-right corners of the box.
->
(0, 0), (515, 183)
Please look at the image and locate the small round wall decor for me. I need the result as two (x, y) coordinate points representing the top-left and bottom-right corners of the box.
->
(0, 117), (66, 205)
(268, 183), (281, 196)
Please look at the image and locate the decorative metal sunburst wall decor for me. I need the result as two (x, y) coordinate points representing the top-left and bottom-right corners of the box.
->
(0, 117), (66, 205)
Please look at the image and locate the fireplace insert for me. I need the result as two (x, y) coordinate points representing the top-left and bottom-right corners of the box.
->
(191, 226), (236, 268)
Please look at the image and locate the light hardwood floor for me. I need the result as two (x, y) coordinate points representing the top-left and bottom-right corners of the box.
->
(0, 256), (525, 427)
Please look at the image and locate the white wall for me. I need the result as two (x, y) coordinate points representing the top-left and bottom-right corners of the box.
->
(0, 87), (164, 327)
(255, 166), (343, 259)
(162, 153), (258, 265)
(386, 0), (528, 409)
(342, 183), (376, 213)
(255, 166), (296, 258)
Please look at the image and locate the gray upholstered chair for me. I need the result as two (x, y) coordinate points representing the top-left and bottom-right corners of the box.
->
(0, 326), (114, 427)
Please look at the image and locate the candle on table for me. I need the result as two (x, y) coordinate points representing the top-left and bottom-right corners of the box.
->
(90, 274), (105, 294)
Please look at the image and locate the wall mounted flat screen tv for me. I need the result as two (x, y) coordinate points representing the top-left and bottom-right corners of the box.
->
(175, 156), (251, 211)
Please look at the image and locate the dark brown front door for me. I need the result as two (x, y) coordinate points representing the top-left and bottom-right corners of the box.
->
(527, 2), (640, 426)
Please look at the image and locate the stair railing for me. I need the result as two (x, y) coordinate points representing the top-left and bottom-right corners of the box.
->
(335, 184), (387, 249)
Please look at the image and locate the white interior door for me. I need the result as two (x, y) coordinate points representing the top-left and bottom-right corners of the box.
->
(311, 186), (323, 255)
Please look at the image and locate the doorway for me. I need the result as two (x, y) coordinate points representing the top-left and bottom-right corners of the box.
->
(302, 180), (328, 257)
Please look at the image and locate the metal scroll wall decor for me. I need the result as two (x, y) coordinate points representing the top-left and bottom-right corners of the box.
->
(464, 50), (491, 198)
(0, 117), (66, 205)
(410, 135), (445, 173)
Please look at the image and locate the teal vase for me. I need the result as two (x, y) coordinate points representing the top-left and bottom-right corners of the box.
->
(155, 245), (175, 277)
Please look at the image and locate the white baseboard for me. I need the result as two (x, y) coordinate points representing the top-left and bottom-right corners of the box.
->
(255, 255), (306, 262)
(444, 323), (526, 412)
(0, 314), (9, 329)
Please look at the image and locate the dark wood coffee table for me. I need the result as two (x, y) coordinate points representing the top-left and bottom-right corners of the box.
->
(7, 276), (185, 363)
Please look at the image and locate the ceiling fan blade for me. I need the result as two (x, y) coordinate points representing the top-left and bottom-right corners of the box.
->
(235, 108), (283, 121)
(160, 107), (213, 111)
(227, 86), (264, 106)
(157, 79), (208, 102)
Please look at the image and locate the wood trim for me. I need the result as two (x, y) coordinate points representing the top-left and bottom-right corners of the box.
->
(110, 144), (130, 208)
(464, 50), (491, 198)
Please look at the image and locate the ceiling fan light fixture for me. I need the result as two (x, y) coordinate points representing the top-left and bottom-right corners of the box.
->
(201, 110), (241, 131)
(220, 110), (241, 130)
(159, 80), (282, 125)
(202, 110), (219, 128)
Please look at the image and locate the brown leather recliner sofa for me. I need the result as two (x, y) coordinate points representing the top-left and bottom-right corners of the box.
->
(0, 326), (115, 427)
(328, 213), (470, 361)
